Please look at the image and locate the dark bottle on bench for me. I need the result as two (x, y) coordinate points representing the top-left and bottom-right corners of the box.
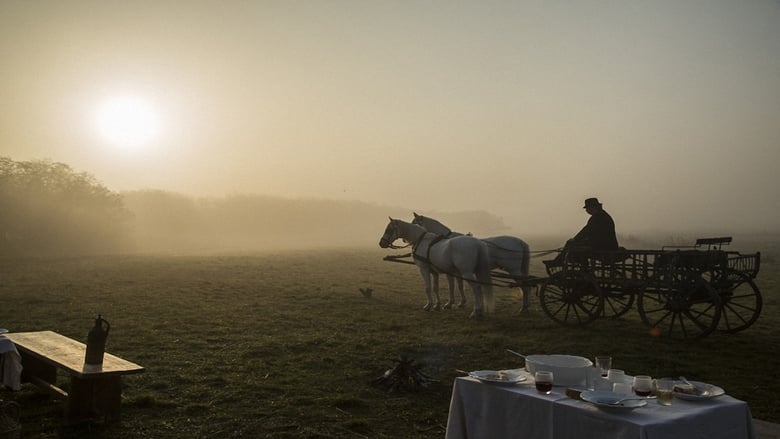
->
(85, 314), (110, 365)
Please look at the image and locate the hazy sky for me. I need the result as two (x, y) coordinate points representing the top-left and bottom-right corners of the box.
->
(2, 0), (779, 235)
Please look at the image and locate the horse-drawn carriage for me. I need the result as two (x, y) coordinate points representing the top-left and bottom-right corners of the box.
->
(536, 237), (761, 339)
(381, 215), (762, 339)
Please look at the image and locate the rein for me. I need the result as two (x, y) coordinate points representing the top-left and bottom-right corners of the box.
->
(415, 216), (560, 258)
(530, 248), (563, 258)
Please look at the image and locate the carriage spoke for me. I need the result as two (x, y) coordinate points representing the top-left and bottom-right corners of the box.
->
(646, 309), (674, 331)
(602, 291), (634, 319)
(669, 314), (682, 338)
(720, 302), (754, 332)
(540, 274), (601, 327)
(548, 300), (568, 319)
(572, 302), (592, 323)
(716, 273), (761, 333)
(638, 284), (720, 339)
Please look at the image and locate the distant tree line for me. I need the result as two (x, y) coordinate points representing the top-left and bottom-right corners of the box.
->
(1, 156), (513, 256)
(121, 191), (514, 253)
(0, 157), (131, 256)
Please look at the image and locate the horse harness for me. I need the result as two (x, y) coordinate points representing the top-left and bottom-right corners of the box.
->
(411, 233), (447, 273)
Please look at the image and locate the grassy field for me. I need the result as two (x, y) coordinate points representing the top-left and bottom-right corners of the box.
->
(0, 243), (778, 438)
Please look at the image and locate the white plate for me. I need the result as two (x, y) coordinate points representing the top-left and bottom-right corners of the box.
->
(673, 381), (725, 400)
(470, 370), (527, 385)
(581, 390), (648, 411)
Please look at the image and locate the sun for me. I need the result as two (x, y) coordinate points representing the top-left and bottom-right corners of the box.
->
(95, 95), (161, 150)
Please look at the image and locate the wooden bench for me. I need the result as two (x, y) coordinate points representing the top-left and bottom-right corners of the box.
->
(4, 330), (144, 425)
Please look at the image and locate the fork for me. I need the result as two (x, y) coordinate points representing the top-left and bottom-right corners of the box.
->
(607, 396), (654, 405)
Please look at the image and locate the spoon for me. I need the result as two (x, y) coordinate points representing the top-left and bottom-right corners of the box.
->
(505, 349), (527, 359)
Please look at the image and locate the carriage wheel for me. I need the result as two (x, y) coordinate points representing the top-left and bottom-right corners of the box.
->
(712, 271), (762, 333)
(599, 283), (635, 319)
(539, 273), (603, 327)
(637, 277), (721, 339)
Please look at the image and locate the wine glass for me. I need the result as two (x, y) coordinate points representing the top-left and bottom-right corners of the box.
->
(633, 375), (653, 396)
(595, 356), (612, 377)
(535, 371), (554, 394)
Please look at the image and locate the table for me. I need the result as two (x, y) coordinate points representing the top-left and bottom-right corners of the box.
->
(4, 331), (144, 424)
(445, 372), (756, 439)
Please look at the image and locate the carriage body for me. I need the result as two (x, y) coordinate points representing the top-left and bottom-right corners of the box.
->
(538, 237), (762, 339)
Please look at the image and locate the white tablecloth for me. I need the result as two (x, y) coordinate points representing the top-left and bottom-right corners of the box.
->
(0, 336), (22, 391)
(445, 375), (756, 439)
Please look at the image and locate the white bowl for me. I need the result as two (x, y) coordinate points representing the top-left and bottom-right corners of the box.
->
(525, 354), (593, 386)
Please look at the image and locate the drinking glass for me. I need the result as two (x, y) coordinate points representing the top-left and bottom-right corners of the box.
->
(595, 356), (612, 377)
(613, 382), (632, 395)
(607, 369), (625, 384)
(535, 371), (554, 394)
(633, 375), (653, 397)
(656, 378), (674, 406)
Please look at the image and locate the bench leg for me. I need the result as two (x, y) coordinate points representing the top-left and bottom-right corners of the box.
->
(65, 376), (122, 424)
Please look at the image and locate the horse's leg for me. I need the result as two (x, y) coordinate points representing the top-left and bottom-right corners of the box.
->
(510, 268), (531, 314)
(432, 272), (442, 310)
(484, 281), (495, 314)
(461, 273), (484, 318)
(418, 266), (434, 311)
(457, 277), (466, 308)
(443, 274), (455, 309)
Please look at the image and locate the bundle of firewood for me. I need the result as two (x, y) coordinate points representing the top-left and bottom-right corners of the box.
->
(372, 355), (436, 392)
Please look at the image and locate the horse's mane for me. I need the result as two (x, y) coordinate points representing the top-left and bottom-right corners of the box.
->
(413, 213), (452, 236)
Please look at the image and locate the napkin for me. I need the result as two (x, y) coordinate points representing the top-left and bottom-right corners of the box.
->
(0, 336), (22, 391)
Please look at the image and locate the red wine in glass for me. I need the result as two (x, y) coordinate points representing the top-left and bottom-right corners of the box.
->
(635, 389), (652, 396)
(535, 381), (553, 393)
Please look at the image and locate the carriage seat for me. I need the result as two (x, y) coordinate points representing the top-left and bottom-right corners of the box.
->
(593, 247), (630, 265)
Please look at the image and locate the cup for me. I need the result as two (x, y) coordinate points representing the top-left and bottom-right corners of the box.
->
(535, 371), (554, 394)
(613, 382), (632, 395)
(656, 378), (674, 406)
(633, 375), (653, 397)
(586, 367), (601, 390)
(595, 356), (612, 377)
(607, 369), (625, 384)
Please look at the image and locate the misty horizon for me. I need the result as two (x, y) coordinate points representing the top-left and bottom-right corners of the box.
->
(1, 155), (776, 259)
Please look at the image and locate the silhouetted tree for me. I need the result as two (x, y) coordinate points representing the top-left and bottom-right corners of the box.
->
(0, 157), (131, 256)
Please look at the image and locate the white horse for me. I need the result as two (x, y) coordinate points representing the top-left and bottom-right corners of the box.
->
(379, 218), (494, 318)
(412, 213), (532, 313)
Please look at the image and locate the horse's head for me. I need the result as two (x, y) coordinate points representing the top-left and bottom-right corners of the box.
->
(411, 213), (451, 236)
(411, 212), (426, 226)
(379, 217), (400, 248)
